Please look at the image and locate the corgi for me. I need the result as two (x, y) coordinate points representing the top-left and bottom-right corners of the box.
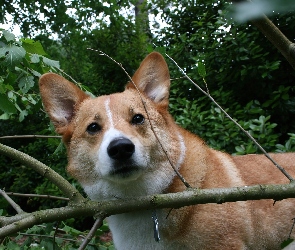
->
(39, 52), (295, 249)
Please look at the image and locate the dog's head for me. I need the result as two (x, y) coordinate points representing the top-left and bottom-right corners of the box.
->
(39, 52), (186, 199)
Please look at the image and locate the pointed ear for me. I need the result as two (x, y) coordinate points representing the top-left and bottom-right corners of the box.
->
(127, 52), (171, 106)
(39, 73), (89, 135)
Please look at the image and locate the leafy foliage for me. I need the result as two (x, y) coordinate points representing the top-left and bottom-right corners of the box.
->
(151, 1), (295, 154)
(0, 30), (66, 220)
(169, 87), (285, 154)
(0, 221), (113, 250)
(0, 29), (59, 121)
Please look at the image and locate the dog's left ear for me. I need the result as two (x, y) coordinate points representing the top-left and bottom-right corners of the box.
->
(128, 52), (170, 106)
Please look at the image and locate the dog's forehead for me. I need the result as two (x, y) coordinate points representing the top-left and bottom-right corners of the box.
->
(77, 90), (143, 120)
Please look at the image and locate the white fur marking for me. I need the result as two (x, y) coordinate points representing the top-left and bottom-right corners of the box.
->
(149, 85), (167, 102)
(96, 128), (126, 177)
(104, 97), (114, 128)
(176, 132), (186, 169)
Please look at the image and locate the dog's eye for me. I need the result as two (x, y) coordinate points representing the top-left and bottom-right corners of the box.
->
(132, 114), (145, 125)
(86, 123), (101, 134)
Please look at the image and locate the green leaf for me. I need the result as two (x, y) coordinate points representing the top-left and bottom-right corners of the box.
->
(0, 46), (6, 58)
(2, 30), (15, 42)
(5, 241), (20, 250)
(53, 141), (64, 155)
(19, 109), (28, 122)
(198, 62), (206, 78)
(30, 54), (40, 63)
(262, 99), (274, 108)
(62, 224), (83, 236)
(282, 93), (289, 100)
(27, 94), (38, 105)
(154, 47), (166, 55)
(0, 82), (5, 93)
(146, 44), (154, 53)
(281, 238), (294, 248)
(30, 69), (42, 77)
(235, 145), (245, 153)
(214, 107), (221, 113)
(0, 44), (26, 66)
(40, 238), (61, 250)
(0, 113), (10, 120)
(0, 94), (17, 114)
(21, 38), (47, 55)
(42, 56), (60, 68)
(239, 55), (249, 61)
(18, 75), (34, 94)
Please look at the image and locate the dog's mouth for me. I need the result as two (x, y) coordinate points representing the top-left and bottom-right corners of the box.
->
(110, 163), (140, 178)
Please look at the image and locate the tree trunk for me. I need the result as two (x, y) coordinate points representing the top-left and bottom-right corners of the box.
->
(134, 0), (151, 38)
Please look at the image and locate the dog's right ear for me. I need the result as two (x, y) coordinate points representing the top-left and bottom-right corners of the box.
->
(39, 73), (89, 136)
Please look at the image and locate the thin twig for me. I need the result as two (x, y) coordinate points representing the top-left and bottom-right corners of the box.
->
(78, 217), (104, 250)
(87, 48), (191, 188)
(170, 76), (186, 81)
(53, 221), (60, 250)
(5, 192), (69, 201)
(288, 218), (295, 239)
(166, 53), (294, 182)
(56, 68), (95, 96)
(0, 189), (24, 214)
(0, 135), (61, 140)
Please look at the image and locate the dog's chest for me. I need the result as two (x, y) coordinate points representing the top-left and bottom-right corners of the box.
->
(108, 211), (169, 250)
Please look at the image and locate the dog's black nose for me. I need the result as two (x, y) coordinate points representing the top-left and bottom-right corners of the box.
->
(107, 138), (135, 160)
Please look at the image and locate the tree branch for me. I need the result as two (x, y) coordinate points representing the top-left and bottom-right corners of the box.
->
(251, 15), (295, 70)
(231, 0), (295, 70)
(1, 181), (295, 237)
(0, 189), (24, 214)
(78, 217), (104, 250)
(0, 143), (84, 203)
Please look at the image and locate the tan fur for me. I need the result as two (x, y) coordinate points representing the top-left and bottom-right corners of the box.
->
(39, 52), (295, 249)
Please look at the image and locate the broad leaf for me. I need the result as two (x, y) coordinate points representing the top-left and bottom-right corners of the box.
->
(18, 75), (34, 94)
(0, 113), (10, 120)
(42, 56), (60, 68)
(30, 54), (40, 63)
(2, 30), (15, 42)
(30, 68), (42, 77)
(21, 38), (47, 55)
(281, 238), (294, 249)
(0, 44), (26, 66)
(198, 62), (206, 78)
(19, 109), (28, 122)
(0, 93), (17, 114)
